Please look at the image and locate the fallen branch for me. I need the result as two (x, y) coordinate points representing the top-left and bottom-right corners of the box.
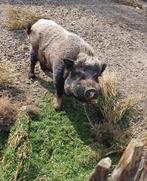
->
(104, 148), (124, 157)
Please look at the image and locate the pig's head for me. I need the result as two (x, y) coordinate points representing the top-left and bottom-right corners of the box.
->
(63, 59), (106, 102)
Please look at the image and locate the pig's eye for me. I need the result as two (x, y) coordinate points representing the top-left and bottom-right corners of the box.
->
(83, 68), (86, 72)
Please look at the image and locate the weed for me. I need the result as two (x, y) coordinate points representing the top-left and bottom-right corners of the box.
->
(99, 71), (118, 97)
(4, 6), (46, 30)
(115, 0), (143, 8)
(98, 71), (140, 124)
(0, 95), (17, 131)
(97, 95), (138, 124)
(89, 71), (140, 154)
(0, 61), (15, 85)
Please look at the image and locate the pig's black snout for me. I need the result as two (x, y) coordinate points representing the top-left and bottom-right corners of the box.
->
(84, 88), (98, 99)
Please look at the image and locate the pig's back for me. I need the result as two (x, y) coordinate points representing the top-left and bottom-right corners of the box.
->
(30, 19), (68, 49)
(31, 19), (67, 36)
(29, 19), (94, 62)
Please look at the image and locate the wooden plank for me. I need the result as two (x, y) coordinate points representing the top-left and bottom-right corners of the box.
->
(89, 157), (111, 181)
(110, 139), (144, 181)
(138, 151), (147, 181)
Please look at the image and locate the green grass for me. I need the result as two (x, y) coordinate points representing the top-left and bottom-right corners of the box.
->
(0, 96), (99, 181)
(0, 113), (32, 181)
(0, 71), (135, 180)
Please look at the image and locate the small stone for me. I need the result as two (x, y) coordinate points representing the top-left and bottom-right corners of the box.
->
(26, 80), (31, 85)
(71, 21), (75, 26)
(130, 91), (133, 94)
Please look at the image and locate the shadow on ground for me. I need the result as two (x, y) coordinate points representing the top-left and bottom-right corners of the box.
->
(37, 76), (54, 94)
(37, 76), (99, 149)
(0, 85), (26, 101)
(0, 130), (10, 160)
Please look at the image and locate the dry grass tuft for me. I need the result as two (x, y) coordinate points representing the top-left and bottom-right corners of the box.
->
(99, 71), (118, 97)
(90, 122), (130, 149)
(4, 6), (46, 30)
(97, 95), (139, 124)
(0, 61), (15, 85)
(0, 95), (17, 131)
(115, 0), (143, 8)
(97, 71), (140, 124)
(88, 71), (141, 153)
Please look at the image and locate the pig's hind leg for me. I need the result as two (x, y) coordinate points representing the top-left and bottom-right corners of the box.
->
(28, 49), (38, 80)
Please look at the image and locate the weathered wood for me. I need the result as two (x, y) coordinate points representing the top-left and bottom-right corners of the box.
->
(89, 157), (111, 181)
(134, 158), (144, 181)
(138, 152), (147, 181)
(110, 139), (144, 181)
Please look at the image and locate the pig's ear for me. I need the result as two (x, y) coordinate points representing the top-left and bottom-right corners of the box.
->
(93, 63), (107, 80)
(99, 63), (107, 76)
(63, 59), (74, 70)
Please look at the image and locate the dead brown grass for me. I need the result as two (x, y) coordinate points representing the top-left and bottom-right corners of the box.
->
(89, 71), (141, 152)
(4, 6), (46, 30)
(99, 71), (118, 97)
(115, 0), (143, 8)
(0, 62), (14, 85)
(98, 71), (140, 124)
(0, 95), (17, 131)
(90, 122), (130, 149)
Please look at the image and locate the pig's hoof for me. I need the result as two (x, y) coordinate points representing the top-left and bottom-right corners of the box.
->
(53, 97), (61, 111)
(28, 73), (36, 80)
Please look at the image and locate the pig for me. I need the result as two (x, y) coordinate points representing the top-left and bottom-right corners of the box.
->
(27, 19), (107, 110)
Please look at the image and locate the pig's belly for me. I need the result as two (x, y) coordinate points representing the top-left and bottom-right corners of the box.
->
(38, 51), (53, 73)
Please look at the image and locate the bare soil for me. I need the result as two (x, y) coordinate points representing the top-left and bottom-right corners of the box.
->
(0, 0), (147, 137)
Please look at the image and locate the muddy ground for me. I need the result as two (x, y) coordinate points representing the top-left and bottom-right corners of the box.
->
(0, 0), (147, 137)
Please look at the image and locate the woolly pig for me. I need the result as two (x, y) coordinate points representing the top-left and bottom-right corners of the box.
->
(27, 19), (107, 110)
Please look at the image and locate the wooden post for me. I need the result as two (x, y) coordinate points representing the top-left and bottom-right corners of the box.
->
(110, 139), (144, 181)
(138, 152), (147, 181)
(89, 157), (112, 181)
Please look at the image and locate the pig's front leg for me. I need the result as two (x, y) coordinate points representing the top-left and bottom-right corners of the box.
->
(53, 62), (64, 111)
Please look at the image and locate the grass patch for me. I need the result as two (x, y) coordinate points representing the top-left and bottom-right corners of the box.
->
(0, 113), (31, 181)
(0, 96), (99, 181)
(3, 6), (47, 30)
